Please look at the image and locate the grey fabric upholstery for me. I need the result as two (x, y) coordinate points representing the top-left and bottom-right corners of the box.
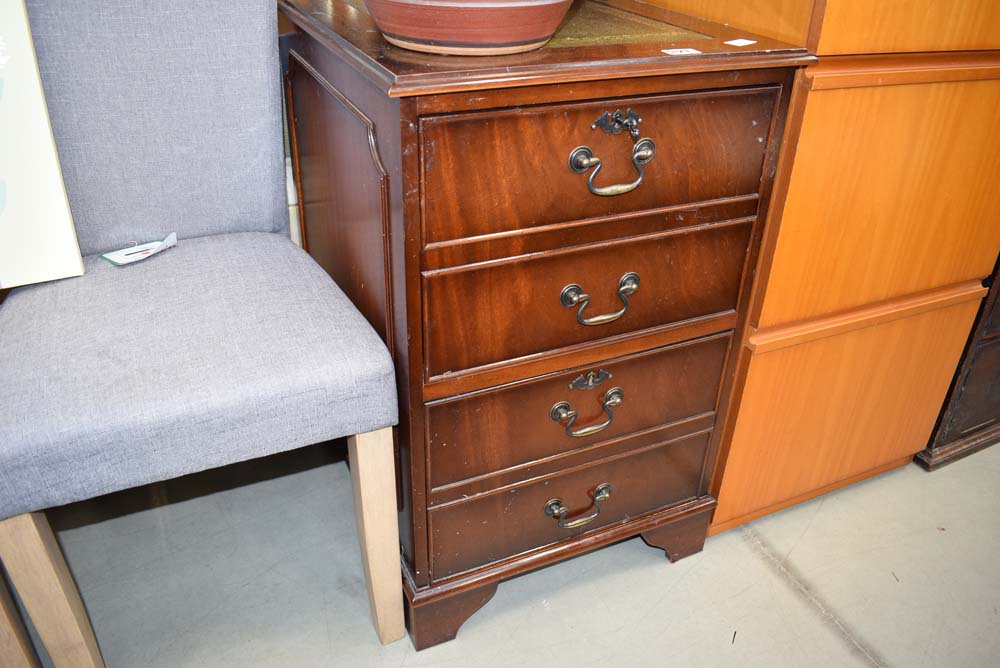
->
(25, 0), (288, 256)
(0, 234), (398, 520)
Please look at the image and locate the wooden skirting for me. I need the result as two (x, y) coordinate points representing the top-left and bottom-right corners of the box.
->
(915, 423), (1000, 472)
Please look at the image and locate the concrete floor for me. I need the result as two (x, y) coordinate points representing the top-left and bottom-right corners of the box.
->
(18, 442), (1000, 667)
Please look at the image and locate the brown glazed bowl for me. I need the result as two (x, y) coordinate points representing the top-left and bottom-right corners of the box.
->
(363, 0), (575, 56)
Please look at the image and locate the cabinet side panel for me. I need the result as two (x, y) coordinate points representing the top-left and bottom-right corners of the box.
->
(285, 33), (429, 582)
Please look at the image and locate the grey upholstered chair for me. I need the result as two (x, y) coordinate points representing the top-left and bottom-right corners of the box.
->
(0, 1), (404, 665)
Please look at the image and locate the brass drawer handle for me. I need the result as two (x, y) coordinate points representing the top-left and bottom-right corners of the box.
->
(560, 272), (639, 326)
(544, 483), (613, 530)
(550, 387), (624, 438)
(568, 138), (656, 197)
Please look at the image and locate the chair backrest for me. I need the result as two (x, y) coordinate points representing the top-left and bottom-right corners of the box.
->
(25, 0), (288, 256)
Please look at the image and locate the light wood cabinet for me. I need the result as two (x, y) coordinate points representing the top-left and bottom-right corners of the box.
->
(654, 0), (1000, 533)
(712, 283), (985, 532)
(759, 59), (1000, 327)
(817, 0), (1000, 55)
(651, 0), (1000, 54)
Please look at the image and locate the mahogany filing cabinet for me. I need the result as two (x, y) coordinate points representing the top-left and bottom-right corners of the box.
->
(280, 0), (811, 649)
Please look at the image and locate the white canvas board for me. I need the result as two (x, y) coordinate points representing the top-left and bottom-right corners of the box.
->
(0, 0), (83, 289)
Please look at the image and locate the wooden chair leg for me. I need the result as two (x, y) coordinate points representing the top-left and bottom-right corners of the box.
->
(347, 428), (405, 644)
(0, 513), (103, 668)
(0, 569), (38, 668)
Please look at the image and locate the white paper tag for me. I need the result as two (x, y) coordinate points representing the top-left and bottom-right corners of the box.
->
(661, 48), (702, 55)
(101, 233), (177, 266)
(724, 38), (758, 47)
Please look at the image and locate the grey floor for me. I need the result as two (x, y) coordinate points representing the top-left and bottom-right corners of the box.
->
(21, 442), (1000, 667)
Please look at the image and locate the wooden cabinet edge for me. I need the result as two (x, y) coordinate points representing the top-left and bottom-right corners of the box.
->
(804, 52), (1000, 91)
(747, 280), (988, 354)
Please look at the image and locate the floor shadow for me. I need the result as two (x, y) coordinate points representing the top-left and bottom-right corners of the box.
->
(49, 439), (348, 531)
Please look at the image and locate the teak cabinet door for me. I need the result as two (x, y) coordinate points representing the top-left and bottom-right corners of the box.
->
(713, 296), (982, 530)
(758, 75), (1000, 328)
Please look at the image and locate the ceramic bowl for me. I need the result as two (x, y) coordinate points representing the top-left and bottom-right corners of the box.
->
(363, 0), (575, 56)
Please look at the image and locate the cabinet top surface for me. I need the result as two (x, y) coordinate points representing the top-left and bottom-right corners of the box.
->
(279, 0), (813, 97)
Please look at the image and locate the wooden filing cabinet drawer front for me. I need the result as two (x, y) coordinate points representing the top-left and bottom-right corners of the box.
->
(429, 431), (710, 581)
(714, 295), (983, 528)
(757, 76), (1000, 327)
(423, 221), (751, 378)
(427, 333), (730, 489)
(420, 87), (778, 243)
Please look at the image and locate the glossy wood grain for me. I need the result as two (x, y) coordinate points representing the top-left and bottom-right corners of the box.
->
(279, 0), (811, 97)
(430, 431), (709, 580)
(287, 52), (392, 341)
(709, 454), (912, 536)
(404, 497), (714, 647)
(428, 333), (729, 488)
(423, 311), (736, 401)
(758, 73), (1000, 328)
(404, 581), (499, 650)
(430, 413), (716, 506)
(816, 0), (1000, 55)
(640, 505), (712, 561)
(420, 89), (777, 243)
(713, 294), (983, 530)
(647, 0), (817, 47)
(285, 35), (433, 585)
(423, 196), (758, 270)
(416, 66), (794, 115)
(423, 221), (751, 377)
(281, 0), (797, 647)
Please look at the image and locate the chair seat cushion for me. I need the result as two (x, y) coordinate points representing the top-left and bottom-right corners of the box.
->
(0, 233), (397, 519)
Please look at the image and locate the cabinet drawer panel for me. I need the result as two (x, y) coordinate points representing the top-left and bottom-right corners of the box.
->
(420, 88), (777, 243)
(430, 431), (709, 580)
(714, 295), (982, 528)
(759, 76), (1000, 327)
(424, 221), (750, 378)
(817, 1), (1000, 55)
(428, 333), (729, 489)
